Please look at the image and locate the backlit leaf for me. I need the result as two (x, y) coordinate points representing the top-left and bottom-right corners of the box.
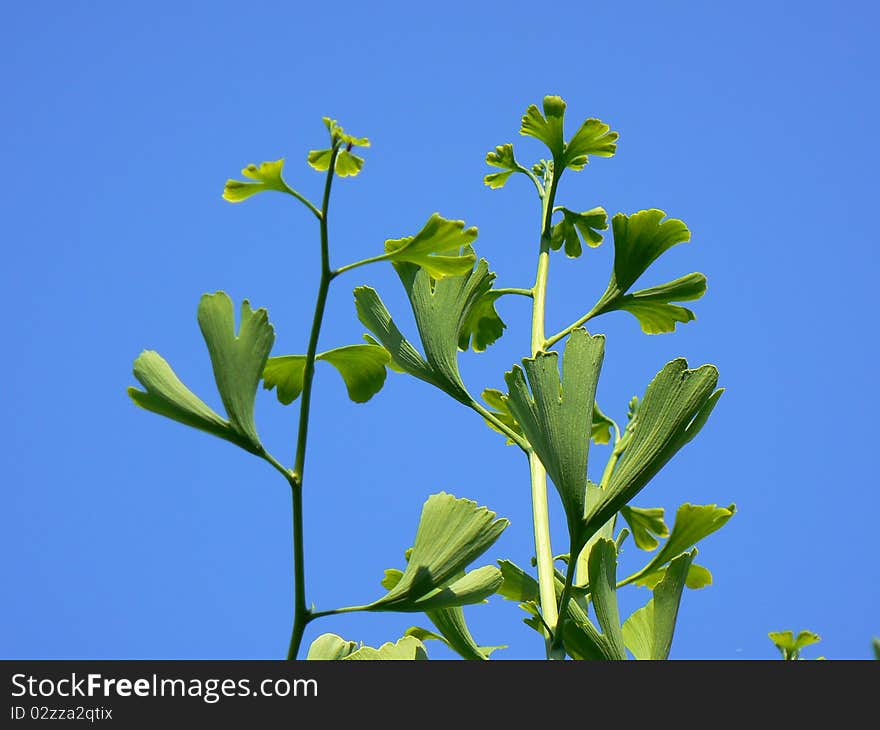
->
(263, 344), (391, 405)
(520, 95), (567, 159)
(129, 292), (275, 455)
(344, 636), (428, 661)
(306, 633), (358, 660)
(586, 538), (627, 659)
(622, 550), (695, 660)
(363, 493), (508, 612)
(625, 503), (735, 586)
(197, 292), (275, 450)
(769, 630), (822, 660)
(459, 291), (506, 352)
(550, 207), (608, 258)
(620, 505), (669, 551)
(383, 214), (478, 280)
(484, 143), (527, 189)
(564, 118), (619, 169)
(589, 210), (706, 334)
(223, 159), (296, 203)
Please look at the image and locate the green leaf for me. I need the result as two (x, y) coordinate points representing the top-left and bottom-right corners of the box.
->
(769, 630), (822, 660)
(496, 559), (539, 602)
(308, 118), (370, 177)
(520, 95), (567, 159)
(263, 344), (390, 405)
(626, 503), (735, 586)
(408, 610), (504, 661)
(355, 257), (498, 405)
(364, 492), (508, 612)
(622, 550), (695, 660)
(128, 351), (247, 449)
(480, 389), (523, 446)
(458, 291), (506, 352)
(635, 563), (713, 590)
(550, 207), (608, 258)
(344, 636), (429, 661)
(306, 633), (359, 660)
(504, 329), (606, 554)
(564, 118), (619, 169)
(614, 273), (708, 334)
(591, 402), (616, 445)
(318, 344), (390, 403)
(582, 360), (722, 544)
(334, 150), (365, 177)
(129, 293), (275, 455)
(872, 637), (880, 660)
(383, 214), (478, 280)
(223, 159), (295, 203)
(620, 505), (669, 551)
(197, 293), (275, 451)
(261, 355), (306, 405)
(484, 143), (526, 189)
(587, 538), (627, 659)
(590, 210), (706, 333)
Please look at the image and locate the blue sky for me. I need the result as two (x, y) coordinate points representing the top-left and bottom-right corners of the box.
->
(2, 1), (877, 660)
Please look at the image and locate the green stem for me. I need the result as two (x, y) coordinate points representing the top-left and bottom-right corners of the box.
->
(283, 187), (322, 221)
(286, 144), (340, 660)
(331, 251), (394, 277)
(530, 170), (561, 658)
(544, 304), (601, 349)
(493, 287), (534, 298)
(469, 400), (530, 451)
(552, 545), (579, 655)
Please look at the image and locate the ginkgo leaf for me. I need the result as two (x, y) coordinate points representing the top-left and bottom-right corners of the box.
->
(263, 344), (391, 405)
(591, 401), (616, 445)
(344, 636), (428, 661)
(484, 143), (528, 189)
(128, 351), (248, 450)
(197, 293), (275, 451)
(581, 359), (722, 544)
(504, 329), (606, 554)
(308, 117), (370, 177)
(519, 95), (618, 171)
(611, 272), (707, 334)
(588, 210), (706, 334)
(318, 345), (389, 403)
(406, 613), (503, 661)
(355, 257), (498, 405)
(362, 493), (508, 613)
(634, 563), (713, 590)
(550, 207), (608, 258)
(459, 291), (506, 352)
(129, 293), (275, 455)
(586, 538), (627, 660)
(620, 505), (669, 551)
(334, 149), (364, 177)
(624, 503), (735, 586)
(223, 159), (296, 203)
(262, 355), (307, 405)
(306, 633), (358, 660)
(497, 559), (539, 602)
(481, 389), (523, 445)
(769, 630), (822, 660)
(383, 214), (478, 280)
(384, 555), (503, 660)
(564, 118), (619, 169)
(520, 95), (567, 158)
(622, 550), (695, 660)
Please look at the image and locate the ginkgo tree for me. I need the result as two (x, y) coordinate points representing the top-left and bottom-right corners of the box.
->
(129, 98), (735, 660)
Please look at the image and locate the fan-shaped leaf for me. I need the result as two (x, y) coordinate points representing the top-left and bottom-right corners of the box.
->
(383, 214), (478, 279)
(620, 505), (669, 551)
(550, 207), (608, 258)
(129, 292), (274, 455)
(581, 359), (722, 544)
(622, 550), (695, 660)
(223, 159), (295, 203)
(504, 329), (606, 554)
(306, 633), (358, 660)
(344, 636), (428, 661)
(625, 503), (735, 586)
(363, 492), (508, 612)
(484, 143), (528, 189)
